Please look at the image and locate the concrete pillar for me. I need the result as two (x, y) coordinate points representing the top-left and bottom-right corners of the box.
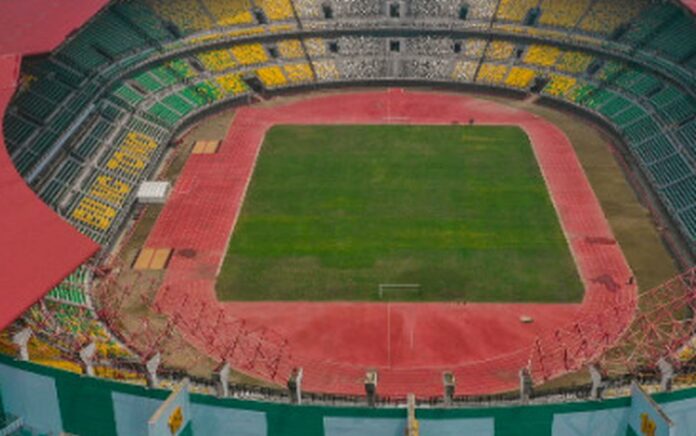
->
(145, 353), (161, 388)
(658, 357), (675, 392)
(12, 328), (31, 361)
(364, 370), (378, 407)
(214, 363), (230, 398)
(442, 372), (455, 406)
(406, 393), (419, 436)
(589, 364), (605, 400)
(79, 343), (97, 377)
(519, 368), (533, 403)
(287, 367), (303, 404)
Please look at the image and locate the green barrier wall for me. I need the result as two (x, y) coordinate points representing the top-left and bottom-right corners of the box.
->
(1, 354), (696, 436)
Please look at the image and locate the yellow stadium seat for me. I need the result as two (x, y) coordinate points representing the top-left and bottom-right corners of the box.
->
(539, 0), (592, 28)
(524, 45), (561, 67)
(256, 0), (294, 21)
(497, 0), (539, 22)
(201, 0), (254, 26)
(578, 0), (648, 34)
(257, 66), (287, 87)
(555, 51), (593, 74)
(146, 0), (215, 33)
(278, 40), (305, 59)
(485, 41), (515, 61)
(505, 67), (536, 88)
(197, 49), (237, 72)
(215, 73), (248, 94)
(543, 74), (577, 96)
(283, 63), (314, 82)
(231, 43), (269, 65)
(476, 63), (509, 84)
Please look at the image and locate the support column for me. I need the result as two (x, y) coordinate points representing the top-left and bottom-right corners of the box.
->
(145, 353), (161, 388)
(287, 367), (303, 405)
(519, 368), (533, 403)
(364, 370), (378, 407)
(658, 357), (675, 392)
(589, 364), (605, 400)
(79, 343), (97, 377)
(442, 372), (455, 406)
(214, 363), (230, 398)
(11, 329), (31, 361)
(406, 393), (419, 436)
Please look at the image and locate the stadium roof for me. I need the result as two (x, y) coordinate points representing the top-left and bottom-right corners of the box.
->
(0, 0), (108, 55)
(0, 1), (105, 329)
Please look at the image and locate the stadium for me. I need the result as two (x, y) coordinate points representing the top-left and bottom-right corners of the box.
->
(0, 0), (696, 434)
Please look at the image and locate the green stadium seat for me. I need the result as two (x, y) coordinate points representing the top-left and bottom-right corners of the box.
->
(632, 136), (676, 165)
(678, 206), (696, 240)
(162, 93), (195, 115)
(112, 1), (173, 42)
(133, 71), (165, 93)
(661, 175), (696, 211)
(649, 154), (693, 187)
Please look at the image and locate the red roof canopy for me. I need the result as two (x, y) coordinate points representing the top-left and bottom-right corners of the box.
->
(0, 0), (108, 56)
(0, 0), (105, 329)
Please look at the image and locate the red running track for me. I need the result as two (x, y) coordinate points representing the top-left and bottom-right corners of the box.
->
(146, 89), (636, 396)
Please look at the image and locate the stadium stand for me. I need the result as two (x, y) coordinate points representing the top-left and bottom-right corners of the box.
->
(452, 60), (479, 81)
(555, 50), (593, 73)
(304, 38), (327, 57)
(463, 38), (488, 58)
(538, 0), (592, 28)
(197, 49), (238, 72)
(231, 43), (269, 65)
(256, 65), (287, 87)
(277, 39), (306, 59)
(146, 0), (215, 34)
(283, 63), (314, 83)
(476, 63), (509, 84)
(496, 0), (539, 22)
(2, 2), (696, 425)
(200, 0), (255, 27)
(333, 0), (382, 19)
(505, 66), (536, 88)
(578, 0), (648, 33)
(256, 0), (295, 21)
(524, 44), (561, 67)
(312, 60), (340, 80)
(484, 40), (515, 60)
(6, 16), (696, 249)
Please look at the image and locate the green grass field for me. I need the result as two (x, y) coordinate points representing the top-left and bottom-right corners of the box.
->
(216, 125), (583, 302)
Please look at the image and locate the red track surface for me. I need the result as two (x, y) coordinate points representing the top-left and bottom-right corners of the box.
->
(146, 90), (636, 396)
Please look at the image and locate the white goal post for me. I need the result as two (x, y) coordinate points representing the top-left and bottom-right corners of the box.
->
(378, 284), (421, 299)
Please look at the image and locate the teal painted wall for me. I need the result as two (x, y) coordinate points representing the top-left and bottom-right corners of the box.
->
(1, 354), (695, 436)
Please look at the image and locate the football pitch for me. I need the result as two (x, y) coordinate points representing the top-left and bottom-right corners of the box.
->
(216, 125), (583, 302)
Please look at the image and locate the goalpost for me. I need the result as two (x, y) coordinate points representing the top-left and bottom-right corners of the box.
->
(378, 284), (421, 299)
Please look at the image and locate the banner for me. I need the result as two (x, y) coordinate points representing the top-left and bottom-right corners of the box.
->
(628, 382), (674, 436)
(148, 381), (190, 436)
